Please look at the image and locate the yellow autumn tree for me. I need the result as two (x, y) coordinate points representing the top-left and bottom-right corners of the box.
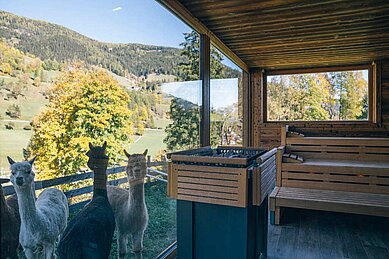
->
(28, 68), (132, 180)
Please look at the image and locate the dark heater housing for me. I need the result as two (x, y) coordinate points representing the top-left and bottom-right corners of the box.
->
(167, 146), (277, 258)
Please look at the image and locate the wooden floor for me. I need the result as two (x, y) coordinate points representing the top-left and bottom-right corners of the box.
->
(267, 208), (389, 259)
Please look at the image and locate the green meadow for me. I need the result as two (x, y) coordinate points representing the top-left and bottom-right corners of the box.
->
(0, 127), (168, 174)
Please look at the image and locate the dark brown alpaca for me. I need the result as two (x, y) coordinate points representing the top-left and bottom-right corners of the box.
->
(58, 142), (115, 259)
(1, 178), (20, 259)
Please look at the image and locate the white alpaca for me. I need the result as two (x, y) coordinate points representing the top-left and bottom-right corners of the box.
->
(8, 156), (69, 259)
(107, 149), (149, 258)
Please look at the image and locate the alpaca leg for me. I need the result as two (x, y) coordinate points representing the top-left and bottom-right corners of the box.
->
(118, 233), (128, 259)
(132, 231), (144, 253)
(44, 243), (55, 259)
(23, 248), (35, 259)
(134, 252), (143, 259)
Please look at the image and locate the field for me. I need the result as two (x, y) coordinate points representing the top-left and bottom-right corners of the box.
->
(127, 129), (167, 158)
(0, 71), (172, 174)
(0, 127), (167, 174)
(0, 128), (32, 175)
(109, 181), (176, 258)
(14, 178), (176, 258)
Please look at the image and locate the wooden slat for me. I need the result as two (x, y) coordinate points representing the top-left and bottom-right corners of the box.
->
(178, 194), (242, 207)
(178, 189), (238, 200)
(273, 187), (389, 217)
(257, 147), (277, 163)
(269, 187), (279, 211)
(277, 188), (389, 205)
(172, 1), (389, 69)
(252, 157), (276, 205)
(288, 145), (389, 154)
(174, 164), (247, 174)
(282, 172), (389, 185)
(177, 177), (238, 187)
(292, 152), (389, 161)
(281, 179), (389, 195)
(170, 154), (248, 165)
(276, 146), (284, 186)
(178, 182), (238, 194)
(283, 161), (389, 176)
(286, 137), (389, 147)
(177, 170), (238, 180)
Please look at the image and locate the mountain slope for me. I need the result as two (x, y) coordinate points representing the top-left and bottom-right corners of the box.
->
(0, 11), (185, 77)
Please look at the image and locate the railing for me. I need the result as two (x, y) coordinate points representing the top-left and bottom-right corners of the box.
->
(3, 161), (167, 212)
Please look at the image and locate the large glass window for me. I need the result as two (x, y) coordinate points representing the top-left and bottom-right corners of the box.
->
(0, 1), (202, 257)
(210, 45), (243, 147)
(266, 68), (369, 122)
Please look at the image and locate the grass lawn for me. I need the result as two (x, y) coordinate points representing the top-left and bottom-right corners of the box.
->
(0, 128), (168, 174)
(16, 180), (176, 259)
(154, 118), (171, 129)
(0, 78), (50, 121)
(0, 128), (32, 174)
(109, 181), (176, 258)
(127, 129), (167, 158)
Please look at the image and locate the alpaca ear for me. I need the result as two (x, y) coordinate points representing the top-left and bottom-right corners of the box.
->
(28, 156), (37, 165)
(89, 142), (93, 149)
(143, 149), (148, 156)
(7, 156), (15, 165)
(102, 141), (107, 151)
(123, 149), (131, 158)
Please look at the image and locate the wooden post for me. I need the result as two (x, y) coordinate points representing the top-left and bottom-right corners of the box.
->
(280, 125), (288, 146)
(242, 71), (252, 147)
(200, 34), (211, 147)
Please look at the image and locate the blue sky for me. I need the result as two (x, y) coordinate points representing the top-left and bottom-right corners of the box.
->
(0, 0), (191, 47)
(0, 0), (241, 69)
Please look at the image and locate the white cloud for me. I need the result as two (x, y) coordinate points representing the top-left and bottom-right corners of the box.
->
(112, 7), (122, 12)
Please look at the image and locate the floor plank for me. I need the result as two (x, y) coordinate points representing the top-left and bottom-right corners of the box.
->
(267, 208), (389, 259)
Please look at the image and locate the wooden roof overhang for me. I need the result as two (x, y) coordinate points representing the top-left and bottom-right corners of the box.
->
(157, 0), (389, 71)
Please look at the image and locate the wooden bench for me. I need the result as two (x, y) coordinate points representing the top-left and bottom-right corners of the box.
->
(269, 126), (389, 225)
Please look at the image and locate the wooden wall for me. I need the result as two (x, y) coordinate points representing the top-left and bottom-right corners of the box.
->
(251, 60), (389, 149)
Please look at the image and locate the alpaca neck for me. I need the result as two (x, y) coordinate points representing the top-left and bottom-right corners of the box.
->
(0, 187), (8, 215)
(16, 185), (38, 224)
(92, 163), (108, 198)
(128, 178), (145, 208)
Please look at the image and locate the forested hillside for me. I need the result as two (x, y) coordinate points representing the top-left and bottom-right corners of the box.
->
(0, 11), (184, 77)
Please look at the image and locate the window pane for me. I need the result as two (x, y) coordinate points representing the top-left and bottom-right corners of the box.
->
(0, 3), (202, 258)
(162, 31), (201, 151)
(267, 70), (369, 121)
(210, 46), (243, 147)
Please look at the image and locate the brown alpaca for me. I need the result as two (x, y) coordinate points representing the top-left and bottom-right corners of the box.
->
(1, 178), (20, 259)
(58, 142), (115, 259)
(107, 149), (149, 258)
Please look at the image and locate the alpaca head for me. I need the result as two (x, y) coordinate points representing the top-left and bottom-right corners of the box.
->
(124, 149), (148, 181)
(8, 156), (36, 190)
(86, 141), (108, 159)
(86, 141), (109, 170)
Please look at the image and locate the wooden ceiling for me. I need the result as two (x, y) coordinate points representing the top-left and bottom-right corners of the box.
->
(166, 0), (389, 70)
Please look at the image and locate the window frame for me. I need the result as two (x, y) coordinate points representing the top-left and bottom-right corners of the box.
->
(262, 64), (378, 125)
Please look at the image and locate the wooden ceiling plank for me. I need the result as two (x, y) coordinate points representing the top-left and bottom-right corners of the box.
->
(216, 16), (389, 40)
(185, 0), (310, 16)
(230, 33), (389, 52)
(156, 0), (249, 72)
(171, 0), (389, 69)
(223, 27), (389, 47)
(197, 1), (378, 23)
(204, 3), (389, 29)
